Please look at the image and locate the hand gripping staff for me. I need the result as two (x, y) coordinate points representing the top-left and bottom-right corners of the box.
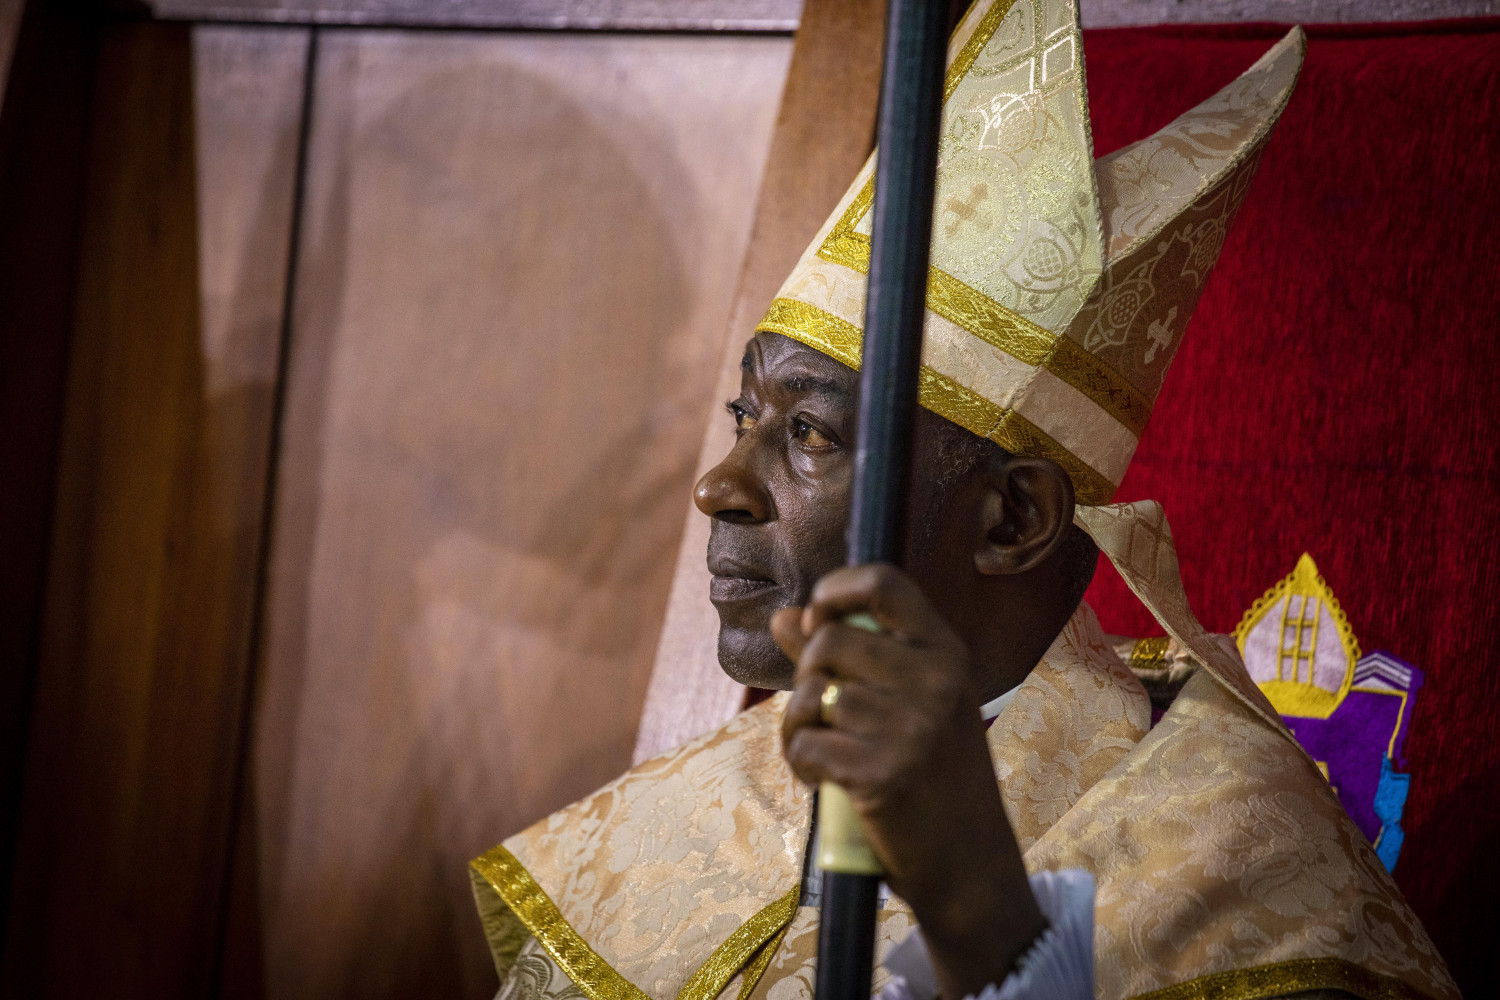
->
(814, 1), (947, 998)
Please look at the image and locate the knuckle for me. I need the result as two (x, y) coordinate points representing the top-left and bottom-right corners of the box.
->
(780, 704), (805, 745)
(866, 564), (899, 602)
(783, 687), (826, 737)
(784, 731), (820, 779)
(799, 629), (836, 673)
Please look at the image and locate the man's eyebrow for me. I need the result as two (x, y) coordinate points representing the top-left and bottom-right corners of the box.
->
(777, 373), (852, 399)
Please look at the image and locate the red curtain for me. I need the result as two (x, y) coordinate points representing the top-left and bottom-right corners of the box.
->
(1081, 20), (1500, 995)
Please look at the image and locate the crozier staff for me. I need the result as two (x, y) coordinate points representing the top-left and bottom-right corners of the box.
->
(809, 0), (949, 996)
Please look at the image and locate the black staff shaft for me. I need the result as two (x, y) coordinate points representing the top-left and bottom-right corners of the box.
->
(815, 1), (947, 999)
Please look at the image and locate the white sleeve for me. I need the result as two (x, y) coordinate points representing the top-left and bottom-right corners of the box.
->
(876, 869), (1095, 1000)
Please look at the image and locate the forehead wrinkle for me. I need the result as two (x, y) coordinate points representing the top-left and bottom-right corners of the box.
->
(777, 373), (851, 400)
(750, 331), (857, 401)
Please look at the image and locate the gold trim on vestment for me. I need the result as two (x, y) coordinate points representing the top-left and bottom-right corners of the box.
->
(473, 845), (651, 1000)
(1125, 956), (1442, 1000)
(732, 900), (796, 1000)
(760, 298), (1116, 502)
(677, 886), (800, 1000)
(760, 297), (863, 371)
(944, 0), (1019, 102)
(472, 844), (800, 1000)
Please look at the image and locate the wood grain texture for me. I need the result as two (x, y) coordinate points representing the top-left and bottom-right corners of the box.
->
(244, 31), (788, 999)
(636, 0), (888, 762)
(0, 22), (307, 999)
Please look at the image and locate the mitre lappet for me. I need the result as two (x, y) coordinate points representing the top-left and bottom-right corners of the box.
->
(759, 0), (1305, 734)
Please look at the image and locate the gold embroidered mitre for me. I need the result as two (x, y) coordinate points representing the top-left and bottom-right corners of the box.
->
(758, 0), (1304, 503)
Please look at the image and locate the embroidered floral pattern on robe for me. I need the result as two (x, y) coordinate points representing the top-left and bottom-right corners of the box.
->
(472, 598), (1458, 1000)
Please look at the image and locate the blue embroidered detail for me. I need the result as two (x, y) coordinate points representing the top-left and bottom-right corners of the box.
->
(1372, 755), (1411, 870)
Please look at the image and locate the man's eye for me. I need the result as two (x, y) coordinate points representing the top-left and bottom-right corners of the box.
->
(727, 402), (758, 433)
(794, 419), (832, 448)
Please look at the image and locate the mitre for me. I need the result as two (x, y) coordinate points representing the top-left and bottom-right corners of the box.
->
(759, 0), (1307, 732)
(759, 0), (1304, 505)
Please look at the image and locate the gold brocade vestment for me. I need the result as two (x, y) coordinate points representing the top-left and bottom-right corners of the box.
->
(471, 600), (1458, 1000)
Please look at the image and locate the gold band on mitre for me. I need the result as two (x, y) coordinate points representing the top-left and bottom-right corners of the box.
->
(757, 0), (1304, 505)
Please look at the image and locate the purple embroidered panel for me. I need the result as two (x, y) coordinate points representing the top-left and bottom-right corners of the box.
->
(1279, 652), (1423, 848)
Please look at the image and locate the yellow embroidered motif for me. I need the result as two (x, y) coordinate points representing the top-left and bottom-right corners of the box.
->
(1126, 635), (1171, 674)
(1234, 553), (1361, 720)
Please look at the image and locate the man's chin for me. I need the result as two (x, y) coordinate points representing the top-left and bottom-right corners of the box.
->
(715, 626), (795, 690)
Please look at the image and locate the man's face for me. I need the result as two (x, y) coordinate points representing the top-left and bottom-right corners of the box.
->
(695, 332), (857, 688)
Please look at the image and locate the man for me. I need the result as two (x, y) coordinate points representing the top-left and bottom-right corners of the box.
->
(471, 1), (1459, 997)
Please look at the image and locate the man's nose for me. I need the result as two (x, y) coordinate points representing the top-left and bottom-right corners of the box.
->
(694, 451), (773, 524)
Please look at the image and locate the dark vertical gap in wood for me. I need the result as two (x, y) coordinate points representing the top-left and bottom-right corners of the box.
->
(2, 20), (276, 998)
(0, 0), (97, 971)
(210, 29), (319, 1000)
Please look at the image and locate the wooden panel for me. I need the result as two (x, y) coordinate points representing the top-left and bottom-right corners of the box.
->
(247, 30), (789, 999)
(150, 0), (802, 30)
(636, 0), (888, 761)
(0, 22), (307, 999)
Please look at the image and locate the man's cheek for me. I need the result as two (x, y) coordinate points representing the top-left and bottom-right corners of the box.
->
(787, 539), (846, 602)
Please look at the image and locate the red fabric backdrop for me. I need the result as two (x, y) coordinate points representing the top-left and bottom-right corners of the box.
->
(1080, 20), (1500, 996)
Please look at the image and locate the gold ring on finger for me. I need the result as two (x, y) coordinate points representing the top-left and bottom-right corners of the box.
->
(819, 681), (842, 726)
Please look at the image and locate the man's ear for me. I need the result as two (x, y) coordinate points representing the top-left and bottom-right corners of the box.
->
(973, 455), (1075, 576)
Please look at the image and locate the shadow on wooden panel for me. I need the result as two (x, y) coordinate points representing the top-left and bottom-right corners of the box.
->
(2, 20), (303, 1000)
(248, 33), (785, 999)
(190, 24), (312, 1000)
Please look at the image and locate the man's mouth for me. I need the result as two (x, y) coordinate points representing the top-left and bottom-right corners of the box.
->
(707, 557), (779, 603)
